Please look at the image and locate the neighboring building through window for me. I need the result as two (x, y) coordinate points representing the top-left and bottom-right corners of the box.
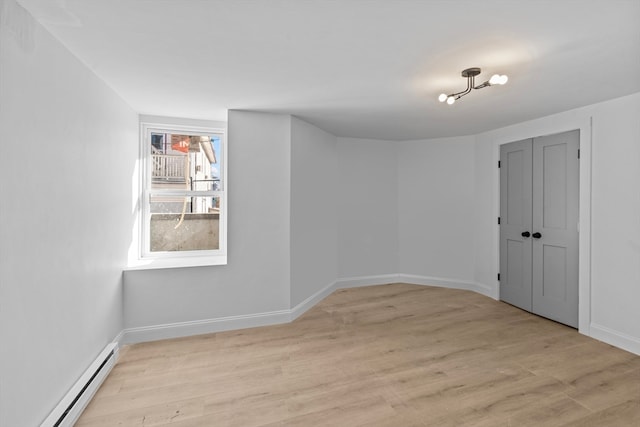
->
(138, 121), (226, 267)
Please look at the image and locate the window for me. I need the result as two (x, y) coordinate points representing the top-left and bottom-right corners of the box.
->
(136, 121), (226, 268)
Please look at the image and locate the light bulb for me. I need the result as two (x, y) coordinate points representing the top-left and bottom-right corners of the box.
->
(489, 74), (508, 85)
(489, 74), (501, 85)
(438, 93), (448, 102)
(446, 96), (455, 105)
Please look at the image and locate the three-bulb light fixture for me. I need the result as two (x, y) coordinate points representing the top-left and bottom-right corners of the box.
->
(438, 67), (508, 105)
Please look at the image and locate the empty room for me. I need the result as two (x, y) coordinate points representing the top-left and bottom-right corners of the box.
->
(1, 0), (640, 426)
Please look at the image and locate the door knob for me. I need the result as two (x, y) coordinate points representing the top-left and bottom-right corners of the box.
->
(521, 231), (531, 238)
(532, 232), (542, 239)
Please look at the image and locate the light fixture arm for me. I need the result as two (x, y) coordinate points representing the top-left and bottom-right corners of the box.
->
(473, 80), (491, 90)
(438, 67), (508, 105)
(450, 73), (474, 100)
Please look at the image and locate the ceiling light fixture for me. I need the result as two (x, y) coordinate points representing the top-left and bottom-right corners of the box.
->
(438, 67), (508, 105)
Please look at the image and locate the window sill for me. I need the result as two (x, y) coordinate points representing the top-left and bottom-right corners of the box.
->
(125, 254), (227, 271)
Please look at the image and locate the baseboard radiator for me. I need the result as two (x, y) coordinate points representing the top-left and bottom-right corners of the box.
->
(40, 343), (119, 427)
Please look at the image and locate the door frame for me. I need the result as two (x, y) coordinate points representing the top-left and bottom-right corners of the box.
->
(492, 117), (592, 335)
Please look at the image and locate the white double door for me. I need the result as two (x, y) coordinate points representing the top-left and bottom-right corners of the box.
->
(499, 130), (579, 328)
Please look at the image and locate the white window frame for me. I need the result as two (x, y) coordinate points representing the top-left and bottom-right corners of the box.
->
(131, 120), (227, 269)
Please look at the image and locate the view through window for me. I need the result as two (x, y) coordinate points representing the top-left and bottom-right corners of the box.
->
(142, 125), (225, 258)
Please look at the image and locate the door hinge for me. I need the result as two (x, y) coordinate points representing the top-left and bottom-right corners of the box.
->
(578, 149), (580, 159)
(498, 217), (501, 225)
(497, 273), (501, 281)
(498, 160), (501, 168)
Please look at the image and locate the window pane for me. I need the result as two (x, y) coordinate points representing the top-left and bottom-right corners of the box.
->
(149, 196), (221, 252)
(150, 132), (222, 191)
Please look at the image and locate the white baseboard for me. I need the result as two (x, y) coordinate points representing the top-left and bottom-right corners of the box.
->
(290, 281), (338, 321)
(289, 274), (403, 321)
(121, 275), (403, 344)
(335, 274), (401, 289)
(122, 310), (291, 344)
(589, 323), (640, 356)
(120, 274), (496, 344)
(118, 276), (639, 360)
(120, 274), (497, 345)
(397, 274), (495, 298)
(112, 330), (125, 348)
(317, 273), (497, 309)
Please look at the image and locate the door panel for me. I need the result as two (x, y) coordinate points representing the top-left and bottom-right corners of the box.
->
(542, 244), (567, 301)
(542, 143), (567, 229)
(500, 139), (533, 311)
(532, 130), (579, 327)
(507, 149), (527, 225)
(506, 239), (527, 299)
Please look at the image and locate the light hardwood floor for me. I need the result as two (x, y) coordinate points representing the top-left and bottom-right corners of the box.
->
(77, 284), (640, 426)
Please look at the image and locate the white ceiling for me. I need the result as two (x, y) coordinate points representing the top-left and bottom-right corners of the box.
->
(16, 0), (640, 140)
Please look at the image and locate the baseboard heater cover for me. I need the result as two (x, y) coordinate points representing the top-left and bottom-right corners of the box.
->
(40, 343), (119, 427)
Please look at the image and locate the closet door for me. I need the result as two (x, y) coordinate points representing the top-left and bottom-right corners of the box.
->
(499, 131), (579, 328)
(499, 139), (533, 311)
(531, 130), (579, 327)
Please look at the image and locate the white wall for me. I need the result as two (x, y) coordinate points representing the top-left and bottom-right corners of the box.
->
(588, 94), (640, 351)
(472, 131), (498, 297)
(290, 117), (338, 306)
(336, 138), (398, 279)
(123, 111), (293, 339)
(397, 136), (478, 287)
(474, 92), (640, 354)
(0, 1), (138, 425)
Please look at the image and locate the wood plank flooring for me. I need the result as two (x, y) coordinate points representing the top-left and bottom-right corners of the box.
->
(77, 284), (640, 426)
